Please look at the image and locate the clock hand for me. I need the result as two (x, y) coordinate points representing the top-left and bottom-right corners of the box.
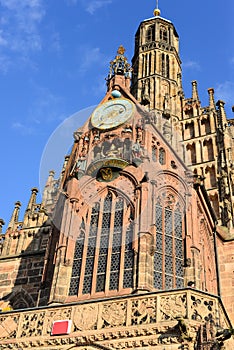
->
(97, 108), (123, 127)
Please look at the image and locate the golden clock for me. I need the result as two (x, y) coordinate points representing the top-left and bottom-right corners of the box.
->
(91, 99), (135, 130)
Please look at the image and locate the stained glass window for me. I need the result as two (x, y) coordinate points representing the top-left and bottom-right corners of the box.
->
(69, 191), (134, 297)
(154, 196), (184, 290)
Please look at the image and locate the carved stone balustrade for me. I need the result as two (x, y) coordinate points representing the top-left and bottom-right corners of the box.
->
(0, 288), (233, 349)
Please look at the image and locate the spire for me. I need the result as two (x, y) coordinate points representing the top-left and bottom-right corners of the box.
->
(8, 201), (21, 230)
(154, 0), (161, 16)
(42, 170), (57, 207)
(26, 188), (38, 212)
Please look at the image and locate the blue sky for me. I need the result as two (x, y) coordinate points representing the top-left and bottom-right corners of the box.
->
(0, 0), (233, 228)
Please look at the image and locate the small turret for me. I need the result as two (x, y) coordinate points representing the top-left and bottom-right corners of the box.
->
(42, 170), (57, 207)
(8, 201), (21, 230)
(26, 188), (38, 212)
(191, 80), (200, 102)
(208, 88), (215, 110)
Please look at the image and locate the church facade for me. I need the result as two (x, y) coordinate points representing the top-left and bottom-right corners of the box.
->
(0, 5), (234, 350)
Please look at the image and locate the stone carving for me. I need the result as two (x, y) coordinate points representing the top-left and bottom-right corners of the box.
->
(19, 312), (45, 338)
(190, 295), (214, 322)
(160, 294), (186, 320)
(74, 305), (98, 331)
(101, 302), (126, 327)
(131, 297), (157, 325)
(0, 315), (19, 340)
(45, 307), (72, 334)
(0, 291), (232, 349)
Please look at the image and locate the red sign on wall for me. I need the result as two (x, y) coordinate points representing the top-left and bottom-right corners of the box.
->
(51, 320), (72, 335)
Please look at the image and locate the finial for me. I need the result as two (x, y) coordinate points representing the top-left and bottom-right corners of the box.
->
(154, 0), (161, 16)
(107, 46), (132, 79)
(117, 45), (125, 55)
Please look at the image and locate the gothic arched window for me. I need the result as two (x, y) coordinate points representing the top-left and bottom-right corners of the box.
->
(160, 26), (168, 42)
(146, 25), (155, 43)
(159, 148), (166, 165)
(69, 191), (134, 297)
(154, 195), (184, 290)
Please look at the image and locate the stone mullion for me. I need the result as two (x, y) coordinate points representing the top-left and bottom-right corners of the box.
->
(195, 141), (202, 164)
(209, 112), (216, 133)
(15, 312), (24, 339)
(91, 199), (104, 295)
(141, 54), (144, 78)
(78, 204), (93, 296)
(104, 197), (115, 292)
(119, 200), (127, 290)
(145, 53), (148, 77)
(196, 117), (201, 138)
(126, 298), (132, 326)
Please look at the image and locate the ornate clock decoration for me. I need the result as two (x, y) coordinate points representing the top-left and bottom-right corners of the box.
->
(91, 98), (135, 130)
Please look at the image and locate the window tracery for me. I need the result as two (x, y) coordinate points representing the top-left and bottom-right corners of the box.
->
(69, 191), (134, 297)
(146, 25), (155, 43)
(160, 26), (168, 42)
(154, 194), (184, 290)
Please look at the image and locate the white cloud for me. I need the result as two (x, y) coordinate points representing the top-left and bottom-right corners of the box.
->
(183, 60), (201, 71)
(0, 0), (45, 72)
(86, 0), (112, 15)
(28, 84), (66, 123)
(11, 121), (34, 135)
(215, 81), (234, 104)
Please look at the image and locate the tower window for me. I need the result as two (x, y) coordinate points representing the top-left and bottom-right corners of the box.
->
(162, 54), (170, 78)
(160, 26), (168, 42)
(69, 191), (134, 297)
(146, 25), (155, 43)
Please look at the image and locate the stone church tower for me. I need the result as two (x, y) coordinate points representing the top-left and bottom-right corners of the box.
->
(0, 4), (234, 350)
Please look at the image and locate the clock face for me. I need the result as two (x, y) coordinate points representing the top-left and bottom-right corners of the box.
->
(91, 99), (135, 130)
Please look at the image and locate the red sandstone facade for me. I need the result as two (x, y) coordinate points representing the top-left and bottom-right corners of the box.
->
(0, 5), (234, 350)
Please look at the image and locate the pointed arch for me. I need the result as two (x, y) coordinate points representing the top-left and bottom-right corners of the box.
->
(153, 189), (185, 290)
(8, 288), (35, 310)
(69, 188), (135, 298)
(146, 25), (155, 43)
